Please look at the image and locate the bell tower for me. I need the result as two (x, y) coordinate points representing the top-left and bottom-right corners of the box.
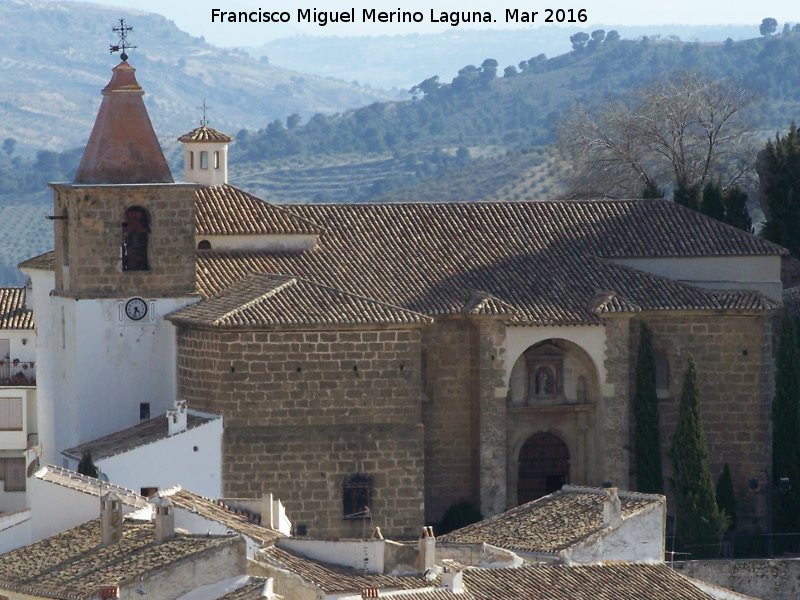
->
(178, 102), (232, 188)
(41, 22), (201, 464)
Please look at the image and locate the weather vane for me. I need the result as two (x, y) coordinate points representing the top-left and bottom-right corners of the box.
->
(197, 99), (212, 127)
(110, 18), (137, 62)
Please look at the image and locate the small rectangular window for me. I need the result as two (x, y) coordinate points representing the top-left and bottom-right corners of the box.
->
(190, 151), (194, 170)
(200, 151), (209, 169)
(655, 358), (670, 390)
(140, 402), (151, 421)
(343, 474), (372, 519)
(0, 457), (26, 492)
(0, 398), (23, 430)
(214, 151), (220, 169)
(141, 486), (158, 498)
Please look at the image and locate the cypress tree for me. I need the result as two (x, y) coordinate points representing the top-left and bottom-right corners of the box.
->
(673, 178), (700, 211)
(723, 185), (752, 232)
(700, 180), (725, 221)
(633, 319), (663, 493)
(715, 463), (737, 532)
(772, 312), (800, 533)
(77, 449), (99, 479)
(670, 355), (728, 556)
(761, 122), (800, 257)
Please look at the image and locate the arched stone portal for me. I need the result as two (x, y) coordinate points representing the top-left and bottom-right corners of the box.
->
(506, 338), (602, 507)
(517, 431), (570, 504)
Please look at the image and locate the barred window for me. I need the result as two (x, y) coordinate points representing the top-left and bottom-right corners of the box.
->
(343, 473), (372, 519)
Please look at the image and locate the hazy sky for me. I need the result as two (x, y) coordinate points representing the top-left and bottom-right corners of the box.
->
(62, 0), (798, 47)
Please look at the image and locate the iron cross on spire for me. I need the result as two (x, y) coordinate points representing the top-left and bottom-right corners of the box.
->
(110, 18), (137, 62)
(197, 99), (212, 127)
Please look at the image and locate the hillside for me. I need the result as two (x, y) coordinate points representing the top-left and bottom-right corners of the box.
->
(250, 24), (760, 90)
(0, 0), (392, 156)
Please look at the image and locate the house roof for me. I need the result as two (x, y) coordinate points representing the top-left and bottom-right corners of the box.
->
(0, 519), (238, 600)
(167, 273), (432, 328)
(17, 250), (55, 272)
(192, 198), (781, 325)
(258, 546), (431, 595)
(34, 466), (149, 510)
(460, 563), (720, 600)
(178, 125), (233, 143)
(161, 487), (283, 546)
(212, 578), (271, 600)
(196, 185), (323, 236)
(439, 486), (664, 555)
(20, 198), (783, 325)
(0, 287), (33, 330)
(61, 412), (219, 462)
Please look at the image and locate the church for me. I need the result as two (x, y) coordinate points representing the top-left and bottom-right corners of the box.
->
(15, 54), (785, 539)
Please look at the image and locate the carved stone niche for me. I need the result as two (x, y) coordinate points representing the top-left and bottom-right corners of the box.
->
(525, 343), (566, 406)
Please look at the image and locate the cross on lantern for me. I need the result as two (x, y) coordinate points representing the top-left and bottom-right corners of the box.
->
(109, 18), (137, 62)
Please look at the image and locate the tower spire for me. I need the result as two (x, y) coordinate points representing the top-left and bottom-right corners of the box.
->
(109, 18), (137, 62)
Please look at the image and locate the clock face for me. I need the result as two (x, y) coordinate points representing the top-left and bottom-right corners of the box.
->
(125, 297), (148, 321)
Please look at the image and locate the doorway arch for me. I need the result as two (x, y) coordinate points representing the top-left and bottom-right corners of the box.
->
(517, 431), (570, 504)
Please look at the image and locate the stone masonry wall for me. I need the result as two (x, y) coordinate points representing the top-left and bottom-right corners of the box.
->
(630, 312), (773, 530)
(175, 325), (425, 539)
(51, 184), (198, 297)
(603, 316), (632, 489)
(421, 319), (476, 524)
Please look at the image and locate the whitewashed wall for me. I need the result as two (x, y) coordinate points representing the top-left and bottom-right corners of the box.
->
(85, 415), (223, 499)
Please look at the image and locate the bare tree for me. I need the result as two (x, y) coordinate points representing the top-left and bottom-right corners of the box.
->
(557, 72), (756, 198)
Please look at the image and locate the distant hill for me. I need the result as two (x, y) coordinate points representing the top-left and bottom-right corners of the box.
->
(0, 0), (393, 156)
(248, 24), (761, 91)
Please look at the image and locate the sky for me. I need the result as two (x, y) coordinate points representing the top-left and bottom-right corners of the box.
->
(59, 0), (799, 47)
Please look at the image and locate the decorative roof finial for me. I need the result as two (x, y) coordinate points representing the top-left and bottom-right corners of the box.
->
(110, 18), (137, 62)
(197, 99), (212, 127)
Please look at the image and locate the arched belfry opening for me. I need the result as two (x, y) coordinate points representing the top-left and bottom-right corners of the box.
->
(517, 432), (570, 504)
(506, 338), (602, 506)
(122, 206), (150, 271)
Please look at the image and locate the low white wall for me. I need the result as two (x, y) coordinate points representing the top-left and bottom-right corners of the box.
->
(673, 558), (800, 600)
(278, 538), (384, 573)
(0, 509), (31, 554)
(94, 415), (223, 499)
(611, 256), (782, 301)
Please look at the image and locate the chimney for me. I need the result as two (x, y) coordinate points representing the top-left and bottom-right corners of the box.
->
(152, 495), (175, 543)
(418, 526), (436, 577)
(441, 567), (463, 594)
(260, 578), (276, 599)
(100, 492), (123, 546)
(603, 487), (622, 527)
(98, 586), (119, 599)
(167, 400), (188, 436)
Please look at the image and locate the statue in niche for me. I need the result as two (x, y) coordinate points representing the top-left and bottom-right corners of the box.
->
(535, 366), (555, 396)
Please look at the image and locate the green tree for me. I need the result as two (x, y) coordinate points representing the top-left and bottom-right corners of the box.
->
(715, 463), (737, 532)
(701, 180), (725, 221)
(760, 122), (800, 257)
(570, 32), (590, 50)
(670, 355), (728, 556)
(772, 312), (800, 533)
(760, 18), (778, 37)
(723, 185), (752, 232)
(674, 179), (700, 211)
(633, 319), (663, 494)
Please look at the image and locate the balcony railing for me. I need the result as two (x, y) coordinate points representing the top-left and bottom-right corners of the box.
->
(0, 361), (36, 387)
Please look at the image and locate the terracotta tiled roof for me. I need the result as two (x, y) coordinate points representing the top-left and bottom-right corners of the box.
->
(0, 288), (33, 330)
(196, 185), (323, 235)
(61, 412), (219, 461)
(394, 590), (477, 600)
(259, 546), (431, 594)
(178, 125), (233, 143)
(0, 519), (238, 600)
(34, 466), (149, 509)
(163, 487), (283, 546)
(213, 578), (269, 600)
(167, 273), (432, 327)
(18, 251), (55, 272)
(439, 486), (663, 554)
(460, 563), (719, 600)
